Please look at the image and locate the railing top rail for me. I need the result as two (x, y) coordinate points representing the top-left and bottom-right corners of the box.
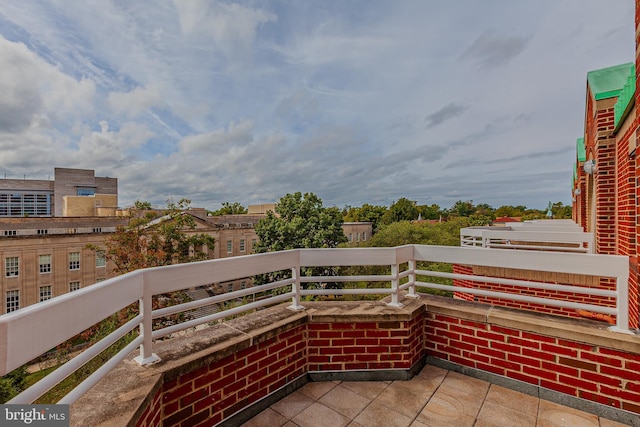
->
(412, 245), (627, 279)
(480, 230), (593, 243)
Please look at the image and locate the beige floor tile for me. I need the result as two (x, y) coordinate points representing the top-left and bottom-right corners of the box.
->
(270, 389), (316, 419)
(318, 384), (372, 419)
(415, 389), (480, 427)
(352, 400), (414, 427)
(537, 400), (599, 427)
(299, 381), (340, 400)
(374, 381), (430, 419)
(475, 400), (537, 427)
(240, 407), (288, 427)
(291, 402), (350, 427)
(485, 384), (539, 417)
(599, 418), (636, 427)
(341, 380), (389, 400)
(439, 371), (490, 397)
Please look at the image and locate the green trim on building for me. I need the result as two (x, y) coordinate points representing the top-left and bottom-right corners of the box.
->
(614, 64), (636, 129)
(576, 138), (586, 163)
(587, 62), (634, 101)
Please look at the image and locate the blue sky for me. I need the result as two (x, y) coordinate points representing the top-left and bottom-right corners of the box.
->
(0, 1), (633, 211)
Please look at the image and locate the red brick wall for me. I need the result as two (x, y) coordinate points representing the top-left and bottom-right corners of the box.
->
(452, 265), (617, 322)
(595, 106), (617, 254)
(307, 316), (424, 372)
(425, 310), (640, 414)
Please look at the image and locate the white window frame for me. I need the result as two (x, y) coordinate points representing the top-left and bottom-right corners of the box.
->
(39, 285), (52, 302)
(69, 281), (81, 292)
(240, 239), (246, 252)
(5, 257), (19, 277)
(6, 290), (19, 313)
(226, 240), (232, 254)
(96, 250), (106, 268)
(69, 252), (80, 270)
(39, 254), (52, 274)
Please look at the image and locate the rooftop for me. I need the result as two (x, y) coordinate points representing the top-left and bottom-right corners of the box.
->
(587, 63), (634, 100)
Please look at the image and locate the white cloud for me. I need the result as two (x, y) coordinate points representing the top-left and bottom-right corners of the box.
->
(108, 85), (163, 117)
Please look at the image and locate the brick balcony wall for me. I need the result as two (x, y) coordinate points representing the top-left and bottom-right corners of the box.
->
(452, 264), (619, 323)
(71, 296), (640, 426)
(424, 296), (640, 415)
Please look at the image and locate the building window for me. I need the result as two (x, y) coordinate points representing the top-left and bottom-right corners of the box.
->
(3, 230), (16, 237)
(39, 254), (52, 274)
(37, 229), (48, 235)
(69, 281), (81, 292)
(241, 281), (246, 289)
(226, 240), (232, 254)
(5, 257), (19, 277)
(39, 286), (52, 302)
(69, 252), (80, 270)
(356, 233), (360, 242)
(0, 192), (52, 217)
(240, 239), (246, 252)
(349, 233), (353, 242)
(6, 290), (19, 313)
(363, 231), (367, 241)
(93, 227), (102, 233)
(227, 283), (233, 292)
(66, 228), (77, 234)
(251, 238), (257, 249)
(96, 251), (106, 268)
(77, 187), (96, 196)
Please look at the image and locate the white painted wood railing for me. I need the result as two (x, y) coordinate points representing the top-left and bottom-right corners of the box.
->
(460, 224), (594, 253)
(0, 245), (629, 404)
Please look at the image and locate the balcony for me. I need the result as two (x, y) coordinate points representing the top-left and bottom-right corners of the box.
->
(0, 239), (638, 426)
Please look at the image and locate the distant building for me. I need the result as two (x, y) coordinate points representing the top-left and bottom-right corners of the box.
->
(0, 167), (117, 217)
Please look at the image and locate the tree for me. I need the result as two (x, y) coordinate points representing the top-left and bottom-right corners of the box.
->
(255, 192), (346, 252)
(254, 192), (347, 289)
(96, 198), (216, 274)
(381, 198), (419, 225)
(417, 204), (443, 220)
(448, 200), (475, 217)
(208, 202), (248, 216)
(343, 203), (387, 233)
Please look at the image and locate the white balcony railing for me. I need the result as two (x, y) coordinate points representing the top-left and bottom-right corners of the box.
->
(461, 220), (593, 253)
(0, 245), (629, 405)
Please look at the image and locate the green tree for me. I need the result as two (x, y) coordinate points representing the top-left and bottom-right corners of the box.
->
(343, 203), (387, 233)
(255, 192), (346, 252)
(254, 192), (347, 289)
(417, 204), (443, 220)
(208, 202), (248, 216)
(448, 200), (475, 217)
(96, 198), (216, 274)
(0, 366), (27, 403)
(381, 198), (419, 225)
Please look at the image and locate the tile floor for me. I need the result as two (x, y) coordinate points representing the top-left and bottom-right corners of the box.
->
(241, 365), (633, 427)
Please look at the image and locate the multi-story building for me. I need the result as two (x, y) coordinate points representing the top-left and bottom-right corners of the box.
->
(0, 167), (118, 218)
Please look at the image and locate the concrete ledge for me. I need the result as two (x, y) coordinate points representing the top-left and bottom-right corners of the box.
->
(71, 304), (307, 427)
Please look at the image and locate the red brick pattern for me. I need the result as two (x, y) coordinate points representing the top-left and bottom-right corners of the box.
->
(452, 265), (617, 322)
(145, 324), (307, 427)
(307, 315), (424, 372)
(425, 311), (640, 414)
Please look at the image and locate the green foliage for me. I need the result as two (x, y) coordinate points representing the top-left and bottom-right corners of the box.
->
(91, 198), (215, 274)
(448, 200), (476, 217)
(254, 192), (347, 252)
(381, 198), (419, 225)
(468, 214), (493, 226)
(208, 202), (248, 216)
(0, 365), (27, 403)
(133, 200), (152, 210)
(417, 204), (443, 220)
(342, 203), (387, 233)
(254, 192), (347, 287)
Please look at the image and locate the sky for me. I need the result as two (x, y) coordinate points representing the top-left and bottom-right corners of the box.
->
(0, 1), (634, 211)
